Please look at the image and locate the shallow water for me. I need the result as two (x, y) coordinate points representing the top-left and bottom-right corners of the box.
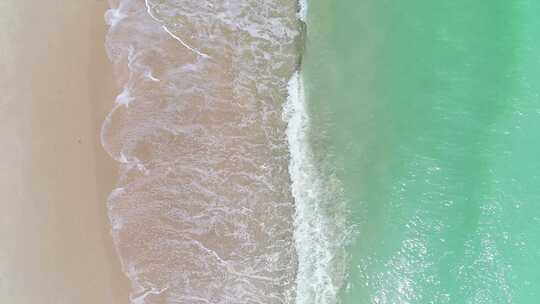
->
(102, 0), (303, 302)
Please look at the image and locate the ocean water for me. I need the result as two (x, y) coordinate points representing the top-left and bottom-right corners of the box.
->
(103, 0), (540, 303)
(303, 1), (540, 303)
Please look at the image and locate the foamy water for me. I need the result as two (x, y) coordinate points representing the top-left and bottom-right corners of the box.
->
(283, 72), (347, 304)
(103, 0), (301, 302)
(102, 0), (344, 303)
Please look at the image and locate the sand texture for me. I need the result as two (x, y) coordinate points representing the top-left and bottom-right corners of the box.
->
(0, 1), (129, 303)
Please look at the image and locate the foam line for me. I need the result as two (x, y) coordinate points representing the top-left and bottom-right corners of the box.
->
(145, 0), (211, 58)
(284, 71), (343, 304)
(161, 25), (211, 59)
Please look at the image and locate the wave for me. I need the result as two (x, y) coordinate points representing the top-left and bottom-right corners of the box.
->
(101, 0), (344, 303)
(284, 72), (347, 304)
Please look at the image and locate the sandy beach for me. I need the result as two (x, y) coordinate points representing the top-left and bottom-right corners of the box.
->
(0, 1), (129, 303)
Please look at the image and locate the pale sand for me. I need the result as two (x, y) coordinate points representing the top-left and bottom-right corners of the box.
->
(0, 1), (129, 303)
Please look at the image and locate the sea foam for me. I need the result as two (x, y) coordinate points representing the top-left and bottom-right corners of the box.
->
(102, 0), (303, 303)
(284, 72), (346, 304)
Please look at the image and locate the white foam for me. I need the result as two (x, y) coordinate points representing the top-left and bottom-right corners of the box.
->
(104, 8), (126, 27)
(297, 0), (308, 22)
(145, 71), (160, 82)
(144, 0), (211, 58)
(284, 72), (344, 304)
(110, 187), (126, 197)
(161, 25), (211, 59)
(131, 286), (169, 304)
(118, 152), (129, 164)
(115, 87), (134, 108)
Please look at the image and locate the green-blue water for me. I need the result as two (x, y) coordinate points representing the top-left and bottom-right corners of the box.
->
(303, 1), (540, 303)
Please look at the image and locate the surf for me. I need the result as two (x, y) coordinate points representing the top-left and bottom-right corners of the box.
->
(283, 71), (347, 304)
(102, 0), (307, 303)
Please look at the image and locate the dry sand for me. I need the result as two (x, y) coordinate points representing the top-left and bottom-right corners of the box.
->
(0, 0), (129, 303)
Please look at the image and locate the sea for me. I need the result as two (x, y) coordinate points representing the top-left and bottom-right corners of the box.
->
(102, 0), (540, 303)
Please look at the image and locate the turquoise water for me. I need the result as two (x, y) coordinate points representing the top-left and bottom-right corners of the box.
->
(303, 1), (540, 303)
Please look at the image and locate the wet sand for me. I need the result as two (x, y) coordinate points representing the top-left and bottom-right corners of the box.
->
(0, 1), (129, 303)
